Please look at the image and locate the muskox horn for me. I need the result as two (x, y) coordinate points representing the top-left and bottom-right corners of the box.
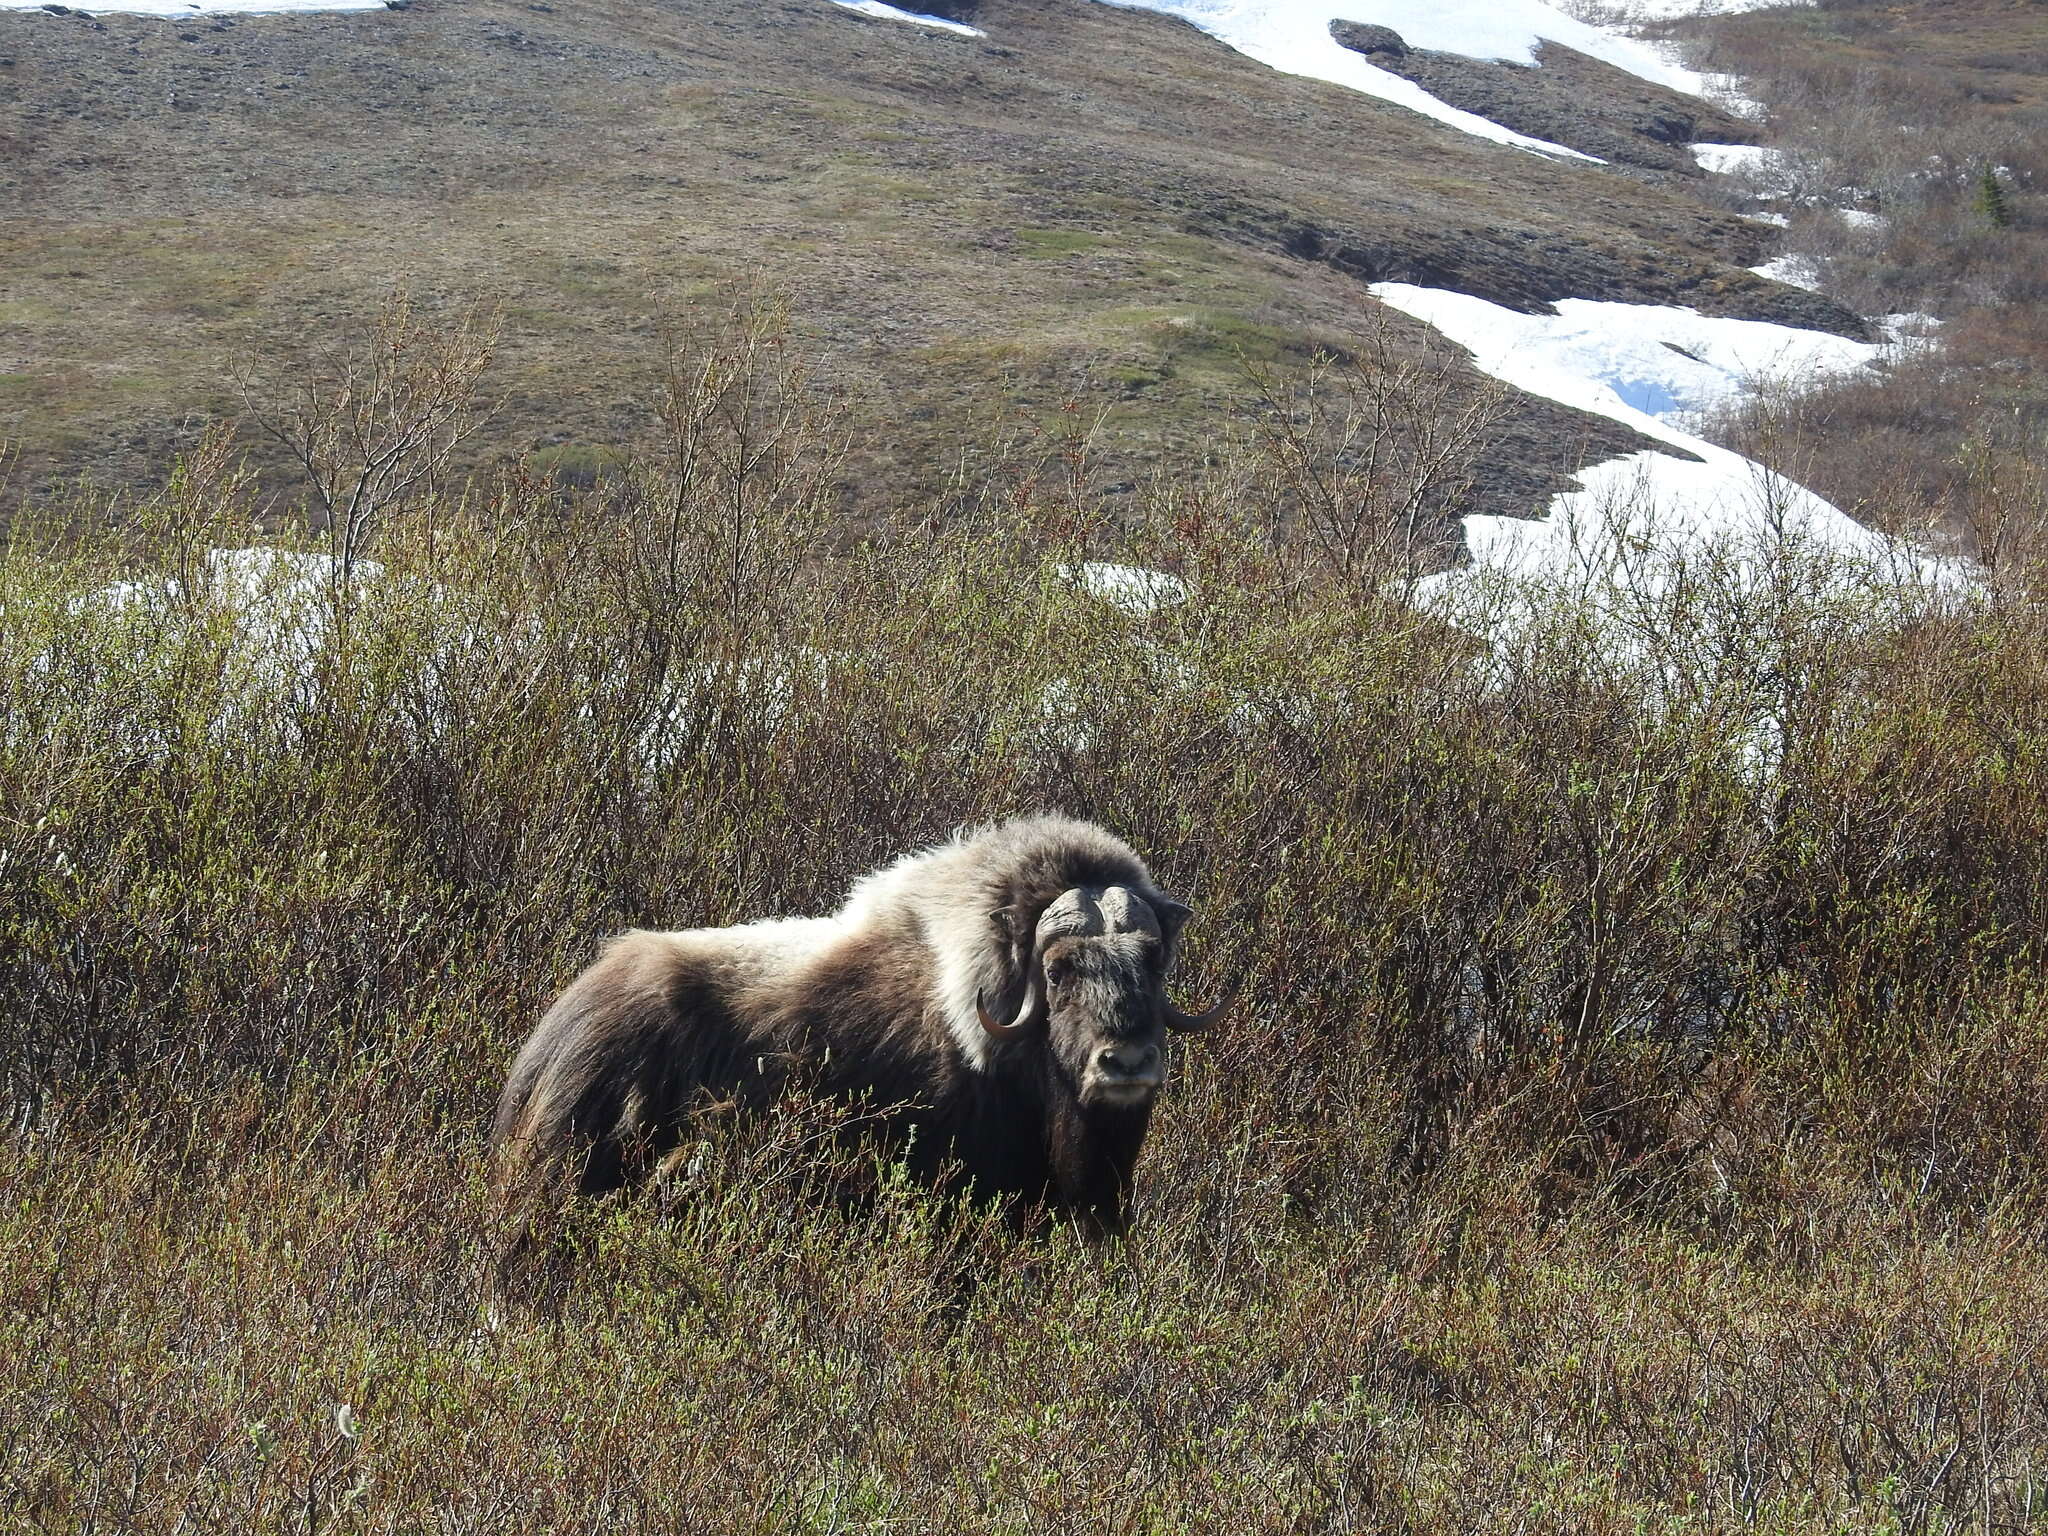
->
(1162, 974), (1242, 1034)
(978, 966), (1046, 1039)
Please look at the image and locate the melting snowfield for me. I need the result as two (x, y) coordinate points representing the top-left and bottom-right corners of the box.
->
(1369, 283), (1962, 609)
(1088, 0), (1718, 160)
(830, 0), (986, 37)
(1072, 0), (1957, 615)
(1692, 142), (1787, 177)
(1382, 293), (1884, 425)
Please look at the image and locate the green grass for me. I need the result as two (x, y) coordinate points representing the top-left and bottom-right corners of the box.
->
(1015, 227), (1112, 260)
(0, 299), (70, 326)
(525, 440), (627, 488)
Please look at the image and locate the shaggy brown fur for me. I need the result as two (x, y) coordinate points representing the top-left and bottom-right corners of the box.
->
(490, 815), (1215, 1278)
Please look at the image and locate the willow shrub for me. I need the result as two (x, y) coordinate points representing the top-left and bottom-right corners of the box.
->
(3, 364), (2047, 1529)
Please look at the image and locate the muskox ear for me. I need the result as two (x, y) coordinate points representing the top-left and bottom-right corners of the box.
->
(989, 905), (1038, 985)
(989, 906), (1027, 947)
(1153, 897), (1194, 949)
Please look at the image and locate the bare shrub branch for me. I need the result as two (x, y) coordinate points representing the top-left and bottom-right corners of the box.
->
(239, 289), (502, 581)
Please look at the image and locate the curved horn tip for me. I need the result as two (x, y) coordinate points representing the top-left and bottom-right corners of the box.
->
(1163, 973), (1244, 1034)
(977, 986), (1035, 1040)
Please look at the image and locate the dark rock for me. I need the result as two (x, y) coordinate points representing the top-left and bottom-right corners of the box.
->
(1328, 31), (1757, 174)
(39, 6), (72, 15)
(900, 0), (977, 22)
(1192, 187), (1871, 341)
(1327, 20), (1405, 59)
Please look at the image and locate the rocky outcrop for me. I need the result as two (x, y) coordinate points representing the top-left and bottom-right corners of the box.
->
(904, 0), (980, 21)
(1327, 20), (1405, 59)
(1188, 196), (1873, 342)
(1330, 21), (1757, 174)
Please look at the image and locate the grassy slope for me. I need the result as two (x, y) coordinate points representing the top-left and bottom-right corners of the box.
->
(5, 0), (1840, 529)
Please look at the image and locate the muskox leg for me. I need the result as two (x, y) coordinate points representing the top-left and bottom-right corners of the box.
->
(488, 1049), (683, 1313)
(488, 1159), (581, 1322)
(1045, 1096), (1151, 1245)
(490, 1131), (677, 1318)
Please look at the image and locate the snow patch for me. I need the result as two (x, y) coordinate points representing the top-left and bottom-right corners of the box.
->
(1692, 141), (1805, 201)
(1877, 311), (1941, 358)
(1081, 0), (1813, 160)
(86, 549), (880, 772)
(1091, 0), (1617, 159)
(830, 0), (986, 37)
(1750, 253), (1822, 292)
(1692, 142), (1782, 176)
(1276, 0), (1709, 90)
(1367, 284), (1964, 617)
(1, 0), (383, 13)
(1839, 208), (1888, 232)
(1694, 70), (1768, 122)
(1881, 311), (1941, 341)
(1374, 288), (1883, 428)
(102, 547), (381, 616)
(98, 549), (387, 697)
(1060, 562), (1189, 614)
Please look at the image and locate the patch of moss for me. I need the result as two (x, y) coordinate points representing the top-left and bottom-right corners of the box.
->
(1015, 228), (1110, 259)
(527, 441), (627, 489)
(1100, 359), (1168, 396)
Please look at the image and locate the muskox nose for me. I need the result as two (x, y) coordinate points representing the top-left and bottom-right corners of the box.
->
(1094, 1041), (1160, 1081)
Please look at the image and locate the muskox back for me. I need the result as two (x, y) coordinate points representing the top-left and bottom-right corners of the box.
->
(490, 814), (1224, 1284)
(492, 918), (835, 1200)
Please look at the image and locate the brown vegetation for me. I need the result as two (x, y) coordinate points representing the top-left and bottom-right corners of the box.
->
(8, 0), (2048, 1524)
(2, 305), (2047, 1530)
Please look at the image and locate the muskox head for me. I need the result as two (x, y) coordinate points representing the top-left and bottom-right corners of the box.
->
(978, 886), (1238, 1108)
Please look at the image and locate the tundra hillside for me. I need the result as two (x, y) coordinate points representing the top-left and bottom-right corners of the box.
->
(2, 307), (2047, 1531)
(4, 0), (1798, 533)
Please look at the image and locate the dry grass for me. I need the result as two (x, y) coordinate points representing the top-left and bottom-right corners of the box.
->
(3, 308), (2047, 1531)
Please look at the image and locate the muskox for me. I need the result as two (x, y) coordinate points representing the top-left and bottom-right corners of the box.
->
(490, 815), (1235, 1266)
